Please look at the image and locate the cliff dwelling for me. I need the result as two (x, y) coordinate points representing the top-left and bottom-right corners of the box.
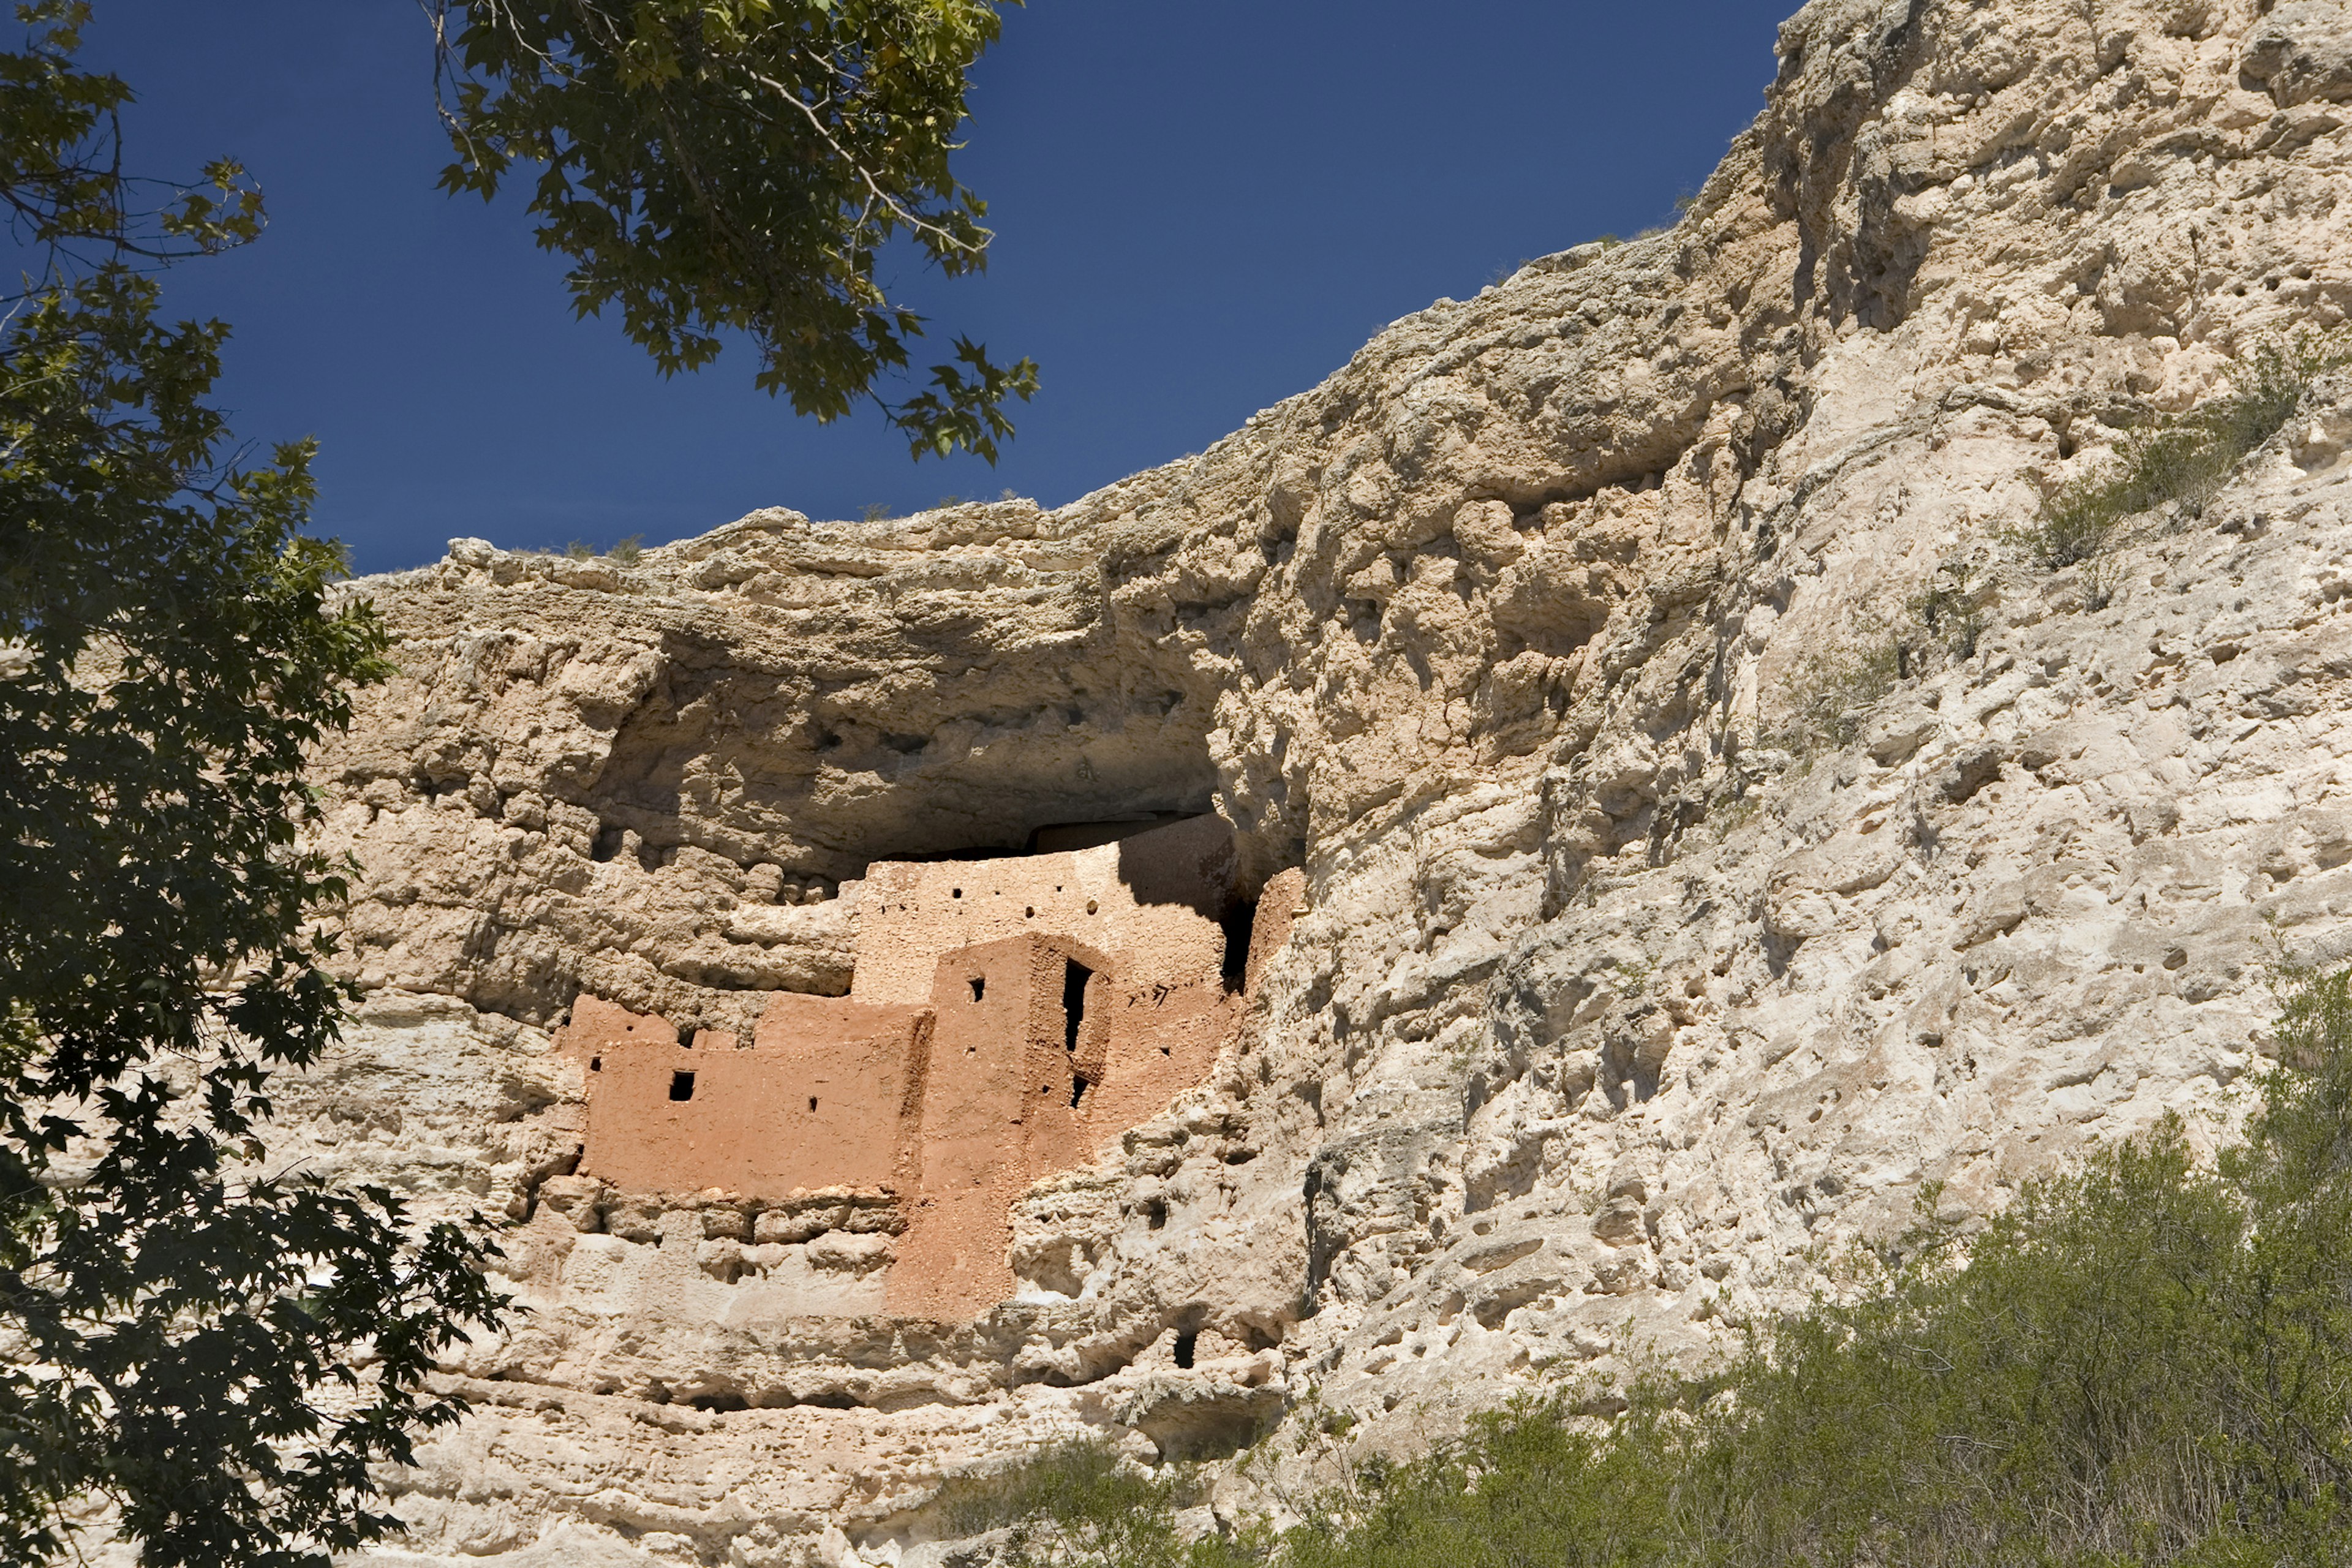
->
(553, 814), (1301, 1317)
(243, 0), (2352, 1556)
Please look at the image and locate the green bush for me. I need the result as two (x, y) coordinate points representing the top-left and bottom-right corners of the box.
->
(980, 960), (2352, 1567)
(2022, 335), (2348, 568)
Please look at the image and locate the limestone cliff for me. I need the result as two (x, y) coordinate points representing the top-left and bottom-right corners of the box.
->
(288, 0), (2352, 1559)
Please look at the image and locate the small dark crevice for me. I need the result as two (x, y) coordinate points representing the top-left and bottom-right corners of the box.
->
(1069, 1076), (1090, 1110)
(809, 1096), (818, 1113)
(590, 823), (625, 862)
(1173, 1332), (1197, 1370)
(689, 1392), (748, 1413)
(799, 1390), (859, 1410)
(1145, 1201), (1167, 1231)
(1235, 1321), (1284, 1352)
(969, 976), (986, 1002)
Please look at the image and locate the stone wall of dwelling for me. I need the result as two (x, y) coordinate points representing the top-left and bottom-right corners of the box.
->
(1242, 868), (1306, 993)
(567, 994), (932, 1200)
(886, 931), (1256, 1317)
(888, 935), (1071, 1316)
(851, 815), (1237, 1005)
(1077, 977), (1236, 1145)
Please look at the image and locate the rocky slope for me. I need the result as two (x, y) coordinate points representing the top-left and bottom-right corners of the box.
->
(287, 0), (2352, 1559)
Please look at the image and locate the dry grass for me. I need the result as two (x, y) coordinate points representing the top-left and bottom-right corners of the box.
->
(2018, 333), (2349, 569)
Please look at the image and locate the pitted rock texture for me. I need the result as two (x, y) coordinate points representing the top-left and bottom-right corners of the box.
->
(296, 0), (2352, 1560)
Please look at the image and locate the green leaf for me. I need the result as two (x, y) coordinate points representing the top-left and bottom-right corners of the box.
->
(430, 0), (1033, 460)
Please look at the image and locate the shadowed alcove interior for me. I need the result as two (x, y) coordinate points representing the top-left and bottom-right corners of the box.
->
(575, 628), (1232, 896)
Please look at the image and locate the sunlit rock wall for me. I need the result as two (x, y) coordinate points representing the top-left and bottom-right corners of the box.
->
(294, 0), (2352, 1559)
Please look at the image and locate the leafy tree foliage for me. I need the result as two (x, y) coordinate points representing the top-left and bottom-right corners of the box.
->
(0, 6), (508, 1562)
(429, 0), (1038, 460)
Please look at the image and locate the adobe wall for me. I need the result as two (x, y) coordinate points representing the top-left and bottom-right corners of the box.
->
(884, 930), (1251, 1316)
(884, 935), (1067, 1316)
(1067, 976), (1237, 1148)
(850, 814), (1236, 1005)
(567, 993), (932, 1200)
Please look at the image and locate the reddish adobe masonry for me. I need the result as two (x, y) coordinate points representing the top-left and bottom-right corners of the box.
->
(553, 815), (1303, 1318)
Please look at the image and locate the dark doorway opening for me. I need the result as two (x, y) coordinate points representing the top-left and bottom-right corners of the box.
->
(668, 1071), (696, 1102)
(1219, 900), (1259, 993)
(969, 976), (986, 1002)
(1062, 959), (1093, 1052)
(1173, 1332), (1197, 1369)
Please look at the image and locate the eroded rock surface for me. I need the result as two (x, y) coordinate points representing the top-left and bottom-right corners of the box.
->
(296, 0), (2352, 1559)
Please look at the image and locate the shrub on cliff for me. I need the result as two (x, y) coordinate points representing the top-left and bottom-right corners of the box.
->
(2021, 334), (2349, 568)
(991, 960), (2352, 1568)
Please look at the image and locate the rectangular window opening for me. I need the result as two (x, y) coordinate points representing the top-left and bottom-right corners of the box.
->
(809, 1096), (818, 1113)
(1062, 959), (1093, 1054)
(969, 976), (986, 1002)
(668, 1070), (696, 1102)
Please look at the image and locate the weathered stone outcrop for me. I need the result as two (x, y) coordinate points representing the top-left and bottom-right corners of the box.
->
(294, 0), (2352, 1560)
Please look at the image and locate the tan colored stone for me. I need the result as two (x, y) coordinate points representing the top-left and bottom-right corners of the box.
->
(281, 1), (2352, 1559)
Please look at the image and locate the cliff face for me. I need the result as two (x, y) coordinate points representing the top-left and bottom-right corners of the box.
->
(291, 0), (2352, 1560)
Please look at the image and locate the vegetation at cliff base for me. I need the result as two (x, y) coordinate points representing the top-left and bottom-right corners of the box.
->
(978, 960), (2352, 1568)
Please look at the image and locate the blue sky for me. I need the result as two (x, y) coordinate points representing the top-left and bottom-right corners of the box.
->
(81, 2), (1789, 575)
